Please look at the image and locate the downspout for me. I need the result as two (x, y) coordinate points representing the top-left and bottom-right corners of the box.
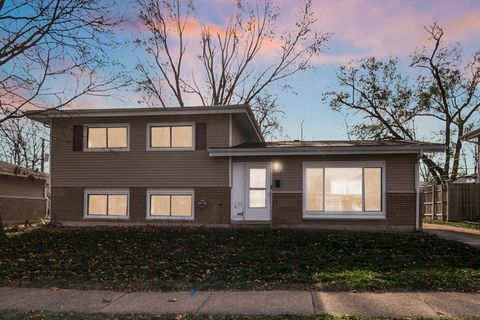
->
(415, 150), (423, 231)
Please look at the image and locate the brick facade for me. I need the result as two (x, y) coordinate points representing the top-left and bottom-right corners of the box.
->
(271, 192), (416, 231)
(51, 187), (230, 225)
(52, 187), (416, 231)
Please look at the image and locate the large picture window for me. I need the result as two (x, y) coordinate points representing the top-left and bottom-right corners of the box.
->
(85, 125), (129, 150)
(303, 162), (384, 218)
(146, 190), (194, 220)
(84, 189), (129, 219)
(147, 123), (194, 150)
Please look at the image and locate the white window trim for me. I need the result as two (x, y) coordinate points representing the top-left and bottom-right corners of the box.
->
(302, 161), (386, 219)
(146, 189), (195, 220)
(83, 188), (130, 220)
(146, 122), (195, 151)
(83, 123), (130, 152)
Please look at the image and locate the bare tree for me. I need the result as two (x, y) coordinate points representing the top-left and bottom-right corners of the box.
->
(0, 0), (128, 124)
(251, 92), (284, 139)
(0, 118), (48, 170)
(0, 0), (129, 233)
(411, 24), (480, 181)
(324, 24), (480, 183)
(135, 0), (330, 137)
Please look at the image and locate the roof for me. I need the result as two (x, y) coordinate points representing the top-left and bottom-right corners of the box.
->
(0, 161), (48, 180)
(459, 128), (480, 141)
(451, 174), (477, 184)
(25, 105), (264, 142)
(208, 140), (446, 156)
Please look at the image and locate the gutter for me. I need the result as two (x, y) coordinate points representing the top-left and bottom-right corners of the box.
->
(208, 146), (446, 157)
(415, 150), (423, 231)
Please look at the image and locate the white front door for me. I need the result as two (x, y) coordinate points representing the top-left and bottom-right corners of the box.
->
(244, 163), (271, 221)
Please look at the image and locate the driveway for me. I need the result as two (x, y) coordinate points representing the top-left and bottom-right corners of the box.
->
(423, 223), (480, 248)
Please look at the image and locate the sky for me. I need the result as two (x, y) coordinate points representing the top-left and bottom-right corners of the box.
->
(74, 0), (480, 143)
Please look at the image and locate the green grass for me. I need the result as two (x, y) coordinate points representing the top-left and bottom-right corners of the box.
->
(1, 226), (480, 291)
(427, 220), (480, 231)
(0, 310), (468, 320)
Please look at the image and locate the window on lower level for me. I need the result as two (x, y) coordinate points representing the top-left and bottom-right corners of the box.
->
(147, 190), (194, 220)
(304, 162), (384, 217)
(84, 189), (129, 218)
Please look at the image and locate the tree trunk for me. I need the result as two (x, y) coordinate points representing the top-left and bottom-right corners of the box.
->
(451, 124), (464, 180)
(0, 212), (5, 237)
(443, 118), (452, 180)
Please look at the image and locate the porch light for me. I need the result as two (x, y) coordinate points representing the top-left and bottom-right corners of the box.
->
(273, 161), (282, 172)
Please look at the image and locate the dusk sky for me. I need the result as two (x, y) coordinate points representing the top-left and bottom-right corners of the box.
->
(77, 0), (480, 142)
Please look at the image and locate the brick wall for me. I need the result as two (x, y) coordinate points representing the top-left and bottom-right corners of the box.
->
(52, 187), (415, 231)
(272, 192), (416, 231)
(51, 187), (230, 225)
(51, 187), (83, 222)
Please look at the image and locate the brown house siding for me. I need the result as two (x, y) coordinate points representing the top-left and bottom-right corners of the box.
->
(50, 114), (230, 188)
(231, 117), (250, 146)
(233, 154), (417, 193)
(0, 175), (47, 223)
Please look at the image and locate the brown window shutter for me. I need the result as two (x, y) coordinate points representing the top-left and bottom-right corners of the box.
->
(195, 123), (207, 150)
(72, 125), (84, 151)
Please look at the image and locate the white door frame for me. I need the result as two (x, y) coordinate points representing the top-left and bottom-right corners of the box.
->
(244, 162), (272, 221)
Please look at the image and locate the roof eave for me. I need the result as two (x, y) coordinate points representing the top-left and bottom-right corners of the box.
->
(26, 105), (264, 142)
(459, 128), (480, 141)
(208, 145), (446, 157)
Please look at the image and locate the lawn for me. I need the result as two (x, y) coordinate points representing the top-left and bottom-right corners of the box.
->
(1, 226), (480, 292)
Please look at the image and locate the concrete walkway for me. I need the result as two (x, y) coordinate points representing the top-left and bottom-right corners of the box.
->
(1, 287), (480, 317)
(423, 223), (480, 248)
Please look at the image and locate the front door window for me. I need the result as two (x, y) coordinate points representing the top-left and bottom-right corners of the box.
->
(248, 168), (267, 208)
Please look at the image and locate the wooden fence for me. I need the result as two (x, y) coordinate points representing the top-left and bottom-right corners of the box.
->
(422, 183), (480, 222)
(447, 183), (480, 221)
(421, 185), (448, 221)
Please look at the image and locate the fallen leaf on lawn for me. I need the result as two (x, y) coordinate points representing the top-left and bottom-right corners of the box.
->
(102, 297), (112, 303)
(169, 298), (178, 302)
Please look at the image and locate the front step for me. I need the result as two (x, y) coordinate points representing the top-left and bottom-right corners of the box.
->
(231, 220), (272, 228)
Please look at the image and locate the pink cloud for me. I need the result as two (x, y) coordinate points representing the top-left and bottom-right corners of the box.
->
(307, 0), (480, 59)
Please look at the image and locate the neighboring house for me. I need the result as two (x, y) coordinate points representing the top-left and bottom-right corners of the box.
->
(460, 128), (480, 184)
(451, 174), (477, 184)
(0, 161), (49, 224)
(27, 105), (445, 231)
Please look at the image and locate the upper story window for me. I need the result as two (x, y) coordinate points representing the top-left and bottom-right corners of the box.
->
(147, 123), (194, 151)
(85, 124), (129, 151)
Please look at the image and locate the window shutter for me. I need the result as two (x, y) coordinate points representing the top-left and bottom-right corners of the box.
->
(73, 125), (84, 151)
(195, 123), (207, 150)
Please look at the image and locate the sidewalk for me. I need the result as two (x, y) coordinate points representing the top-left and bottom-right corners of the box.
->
(423, 223), (480, 248)
(1, 287), (480, 317)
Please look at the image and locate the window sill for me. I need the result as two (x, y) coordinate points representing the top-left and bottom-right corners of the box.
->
(83, 216), (129, 220)
(146, 148), (195, 152)
(146, 216), (194, 221)
(303, 213), (386, 220)
(83, 148), (130, 152)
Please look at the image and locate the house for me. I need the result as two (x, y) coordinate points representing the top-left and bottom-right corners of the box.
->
(460, 128), (480, 184)
(451, 174), (477, 184)
(0, 161), (49, 224)
(27, 105), (445, 231)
